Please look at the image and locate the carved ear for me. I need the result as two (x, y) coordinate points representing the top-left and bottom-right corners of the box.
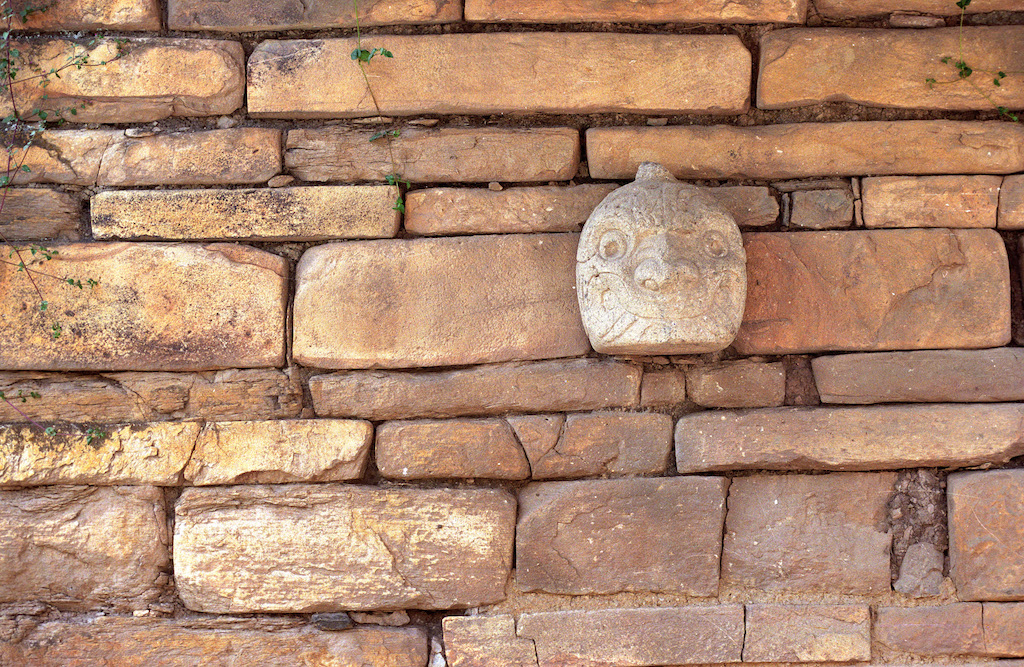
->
(635, 162), (677, 183)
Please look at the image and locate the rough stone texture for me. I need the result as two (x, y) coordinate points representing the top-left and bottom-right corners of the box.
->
(718, 185), (780, 227)
(0, 188), (80, 241)
(518, 606), (744, 667)
(442, 616), (538, 667)
(1000, 174), (1024, 230)
(0, 368), (302, 423)
(789, 189), (853, 229)
(863, 176), (1001, 229)
(310, 359), (640, 420)
(895, 542), (945, 598)
(375, 419), (530, 480)
(676, 404), (1024, 473)
(6, 38), (244, 123)
(875, 604), (985, 656)
(294, 234), (588, 369)
(759, 28), (1024, 111)
(743, 604), (871, 663)
(184, 420), (372, 485)
(722, 472), (895, 594)
(8, 129), (121, 185)
(685, 360), (785, 408)
(170, 0), (459, 30)
(813, 348), (1024, 403)
(577, 163), (746, 354)
(286, 127), (578, 183)
(0, 243), (288, 371)
(0, 486), (168, 610)
(984, 603), (1024, 657)
(948, 470), (1024, 601)
(517, 476), (728, 596)
(817, 0), (1020, 16)
(638, 368), (687, 408)
(174, 485), (516, 612)
(249, 35), (750, 117)
(467, 0), (805, 22)
(586, 122), (1024, 180)
(0, 422), (198, 486)
(10, 0), (161, 30)
(92, 186), (399, 241)
(736, 229), (1011, 354)
(0, 617), (427, 666)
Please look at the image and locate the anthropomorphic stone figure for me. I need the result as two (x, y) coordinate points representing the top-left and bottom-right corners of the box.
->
(576, 162), (746, 354)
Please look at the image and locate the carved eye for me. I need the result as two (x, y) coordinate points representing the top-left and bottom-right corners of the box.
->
(598, 230), (628, 260)
(702, 231), (729, 258)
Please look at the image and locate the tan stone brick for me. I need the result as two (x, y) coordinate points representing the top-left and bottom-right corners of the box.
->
(0, 188), (80, 241)
(759, 28), (1024, 111)
(789, 188), (853, 229)
(8, 129), (120, 185)
(685, 360), (785, 408)
(376, 419), (530, 480)
(1000, 174), (1024, 229)
(639, 368), (687, 408)
(984, 603), (1024, 657)
(717, 185), (780, 227)
(11, 0), (161, 30)
(0, 486), (168, 610)
(169, 0), (459, 30)
(817, 0), (1020, 19)
(92, 186), (398, 241)
(722, 473), (894, 594)
(517, 477), (728, 596)
(287, 127), (578, 183)
(184, 420), (372, 485)
(0, 243), (288, 371)
(744, 604), (871, 663)
(174, 485), (516, 612)
(735, 229), (1011, 354)
(466, 0), (806, 22)
(443, 615), (538, 667)
(875, 604), (985, 656)
(294, 234), (588, 369)
(250, 35), (749, 118)
(863, 176), (1001, 228)
(586, 122), (1024, 180)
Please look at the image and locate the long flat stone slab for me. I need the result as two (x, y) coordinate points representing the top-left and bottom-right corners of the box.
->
(817, 0), (1021, 18)
(587, 121), (1024, 180)
(676, 404), (1024, 473)
(294, 234), (588, 369)
(174, 484), (516, 612)
(250, 34), (750, 117)
(11, 0), (160, 30)
(735, 229), (1010, 354)
(466, 0), (805, 23)
(862, 175), (1002, 229)
(169, 0), (460, 30)
(0, 243), (288, 371)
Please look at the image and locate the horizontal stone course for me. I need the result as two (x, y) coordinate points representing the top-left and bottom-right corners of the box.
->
(10, 0), (161, 30)
(743, 604), (871, 663)
(169, 0), (459, 30)
(466, 0), (806, 23)
(375, 418), (530, 480)
(862, 176), (1001, 229)
(0, 188), (80, 241)
(874, 604), (985, 656)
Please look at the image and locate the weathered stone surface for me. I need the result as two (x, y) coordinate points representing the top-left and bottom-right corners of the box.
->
(722, 473), (894, 594)
(250, 35), (750, 117)
(895, 542), (945, 598)
(863, 175), (1001, 229)
(184, 420), (372, 485)
(0, 616), (427, 666)
(174, 485), (515, 612)
(817, 0), (1020, 17)
(578, 163), (747, 354)
(294, 234), (588, 369)
(517, 476), (728, 596)
(736, 229), (1011, 354)
(0, 188), (80, 241)
(6, 38), (244, 123)
(0, 243), (287, 371)
(287, 127), (578, 183)
(11, 0), (161, 30)
(717, 185), (780, 227)
(518, 606), (744, 667)
(685, 360), (785, 408)
(759, 28), (1024, 111)
(170, 0), (459, 30)
(92, 186), (399, 241)
(1000, 174), (1024, 230)
(638, 368), (687, 408)
(443, 615), (538, 667)
(587, 122), (1024, 180)
(0, 486), (167, 610)
(789, 189), (853, 229)
(984, 603), (1024, 657)
(875, 604), (984, 656)
(948, 470), (1024, 601)
(376, 419), (529, 480)
(467, 0), (805, 22)
(813, 348), (1024, 403)
(7, 129), (120, 185)
(744, 604), (871, 663)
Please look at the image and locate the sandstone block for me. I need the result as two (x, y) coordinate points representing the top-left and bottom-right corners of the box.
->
(170, 0), (459, 30)
(862, 176), (1001, 229)
(685, 360), (785, 408)
(587, 122), (1024, 180)
(817, 0), (1020, 17)
(11, 0), (161, 30)
(948, 470), (1024, 601)
(442, 615), (538, 667)
(789, 188), (853, 229)
(743, 604), (871, 663)
(0, 188), (80, 241)
(294, 234), (588, 369)
(517, 605), (744, 667)
(0, 243), (288, 371)
(716, 185), (780, 227)
(467, 0), (805, 22)
(92, 186), (399, 241)
(875, 604), (984, 656)
(286, 127), (578, 183)
(984, 603), (1024, 657)
(517, 476), (728, 596)
(722, 473), (894, 594)
(174, 485), (516, 612)
(736, 229), (1010, 354)
(1000, 174), (1024, 229)
(0, 486), (167, 610)
(7, 129), (121, 185)
(184, 420), (372, 485)
(638, 368), (687, 407)
(375, 419), (529, 480)
(676, 404), (1024, 473)
(250, 35), (750, 117)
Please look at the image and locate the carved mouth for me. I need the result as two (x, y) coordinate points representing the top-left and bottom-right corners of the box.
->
(591, 269), (733, 320)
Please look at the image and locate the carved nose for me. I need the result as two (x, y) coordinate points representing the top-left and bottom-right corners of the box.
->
(634, 257), (699, 292)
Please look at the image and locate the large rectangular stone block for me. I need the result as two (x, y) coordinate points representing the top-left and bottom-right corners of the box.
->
(174, 485), (516, 612)
(984, 603), (1024, 657)
(817, 0), (1021, 18)
(0, 188), (80, 241)
(294, 234), (588, 369)
(466, 0), (806, 23)
(875, 604), (985, 656)
(11, 0), (161, 30)
(744, 604), (871, 663)
(249, 34), (750, 117)
(375, 418), (530, 480)
(862, 175), (1001, 229)
(0, 243), (288, 371)
(169, 0), (460, 30)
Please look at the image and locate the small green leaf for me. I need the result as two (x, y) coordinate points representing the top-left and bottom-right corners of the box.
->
(44, 426), (56, 436)
(39, 300), (48, 312)
(956, 0), (972, 8)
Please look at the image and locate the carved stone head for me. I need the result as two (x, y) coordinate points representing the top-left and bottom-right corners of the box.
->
(576, 162), (746, 354)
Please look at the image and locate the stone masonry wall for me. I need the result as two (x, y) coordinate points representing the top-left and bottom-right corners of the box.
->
(1, 0), (1024, 665)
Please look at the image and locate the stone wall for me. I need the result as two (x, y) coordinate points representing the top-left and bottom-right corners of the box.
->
(1, 1), (1023, 665)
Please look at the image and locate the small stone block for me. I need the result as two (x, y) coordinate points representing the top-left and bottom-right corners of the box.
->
(874, 604), (984, 655)
(685, 360), (785, 408)
(0, 188), (80, 241)
(443, 615), (538, 667)
(984, 603), (1024, 657)
(863, 175), (1001, 228)
(169, 0), (460, 30)
(789, 189), (854, 229)
(1000, 174), (1024, 229)
(895, 542), (945, 598)
(743, 604), (871, 663)
(716, 185), (780, 227)
(375, 418), (530, 480)
(639, 368), (687, 407)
